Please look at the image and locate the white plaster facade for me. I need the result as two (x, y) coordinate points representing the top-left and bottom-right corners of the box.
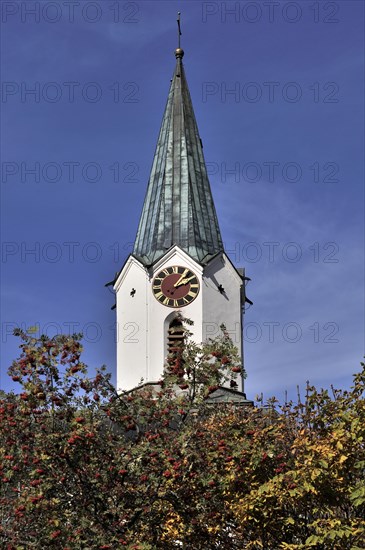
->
(114, 245), (244, 392)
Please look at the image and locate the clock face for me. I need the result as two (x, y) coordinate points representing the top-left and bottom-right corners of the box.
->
(152, 266), (200, 308)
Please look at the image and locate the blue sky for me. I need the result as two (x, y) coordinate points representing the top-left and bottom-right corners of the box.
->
(1, 0), (364, 401)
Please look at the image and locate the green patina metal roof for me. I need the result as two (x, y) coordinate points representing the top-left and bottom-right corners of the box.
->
(133, 49), (223, 266)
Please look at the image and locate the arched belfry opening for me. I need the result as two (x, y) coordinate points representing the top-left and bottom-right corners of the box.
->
(167, 317), (185, 356)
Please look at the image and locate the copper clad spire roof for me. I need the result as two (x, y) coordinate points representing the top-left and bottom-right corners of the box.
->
(133, 48), (223, 266)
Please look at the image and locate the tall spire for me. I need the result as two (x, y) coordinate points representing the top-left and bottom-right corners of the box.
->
(133, 20), (223, 266)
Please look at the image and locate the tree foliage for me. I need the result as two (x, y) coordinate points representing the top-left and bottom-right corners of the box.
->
(0, 325), (364, 549)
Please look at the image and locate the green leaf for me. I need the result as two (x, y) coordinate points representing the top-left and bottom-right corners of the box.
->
(306, 535), (320, 545)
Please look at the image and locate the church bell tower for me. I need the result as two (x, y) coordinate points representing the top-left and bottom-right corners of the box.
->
(111, 31), (251, 397)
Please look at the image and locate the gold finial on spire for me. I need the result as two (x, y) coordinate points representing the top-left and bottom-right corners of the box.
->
(175, 12), (184, 58)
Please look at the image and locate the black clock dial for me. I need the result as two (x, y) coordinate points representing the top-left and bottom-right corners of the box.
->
(152, 266), (199, 308)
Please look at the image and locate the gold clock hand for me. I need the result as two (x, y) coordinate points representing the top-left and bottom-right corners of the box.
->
(174, 268), (189, 287)
(180, 275), (195, 285)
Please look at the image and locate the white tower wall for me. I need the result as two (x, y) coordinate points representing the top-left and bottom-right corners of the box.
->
(114, 247), (244, 392)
